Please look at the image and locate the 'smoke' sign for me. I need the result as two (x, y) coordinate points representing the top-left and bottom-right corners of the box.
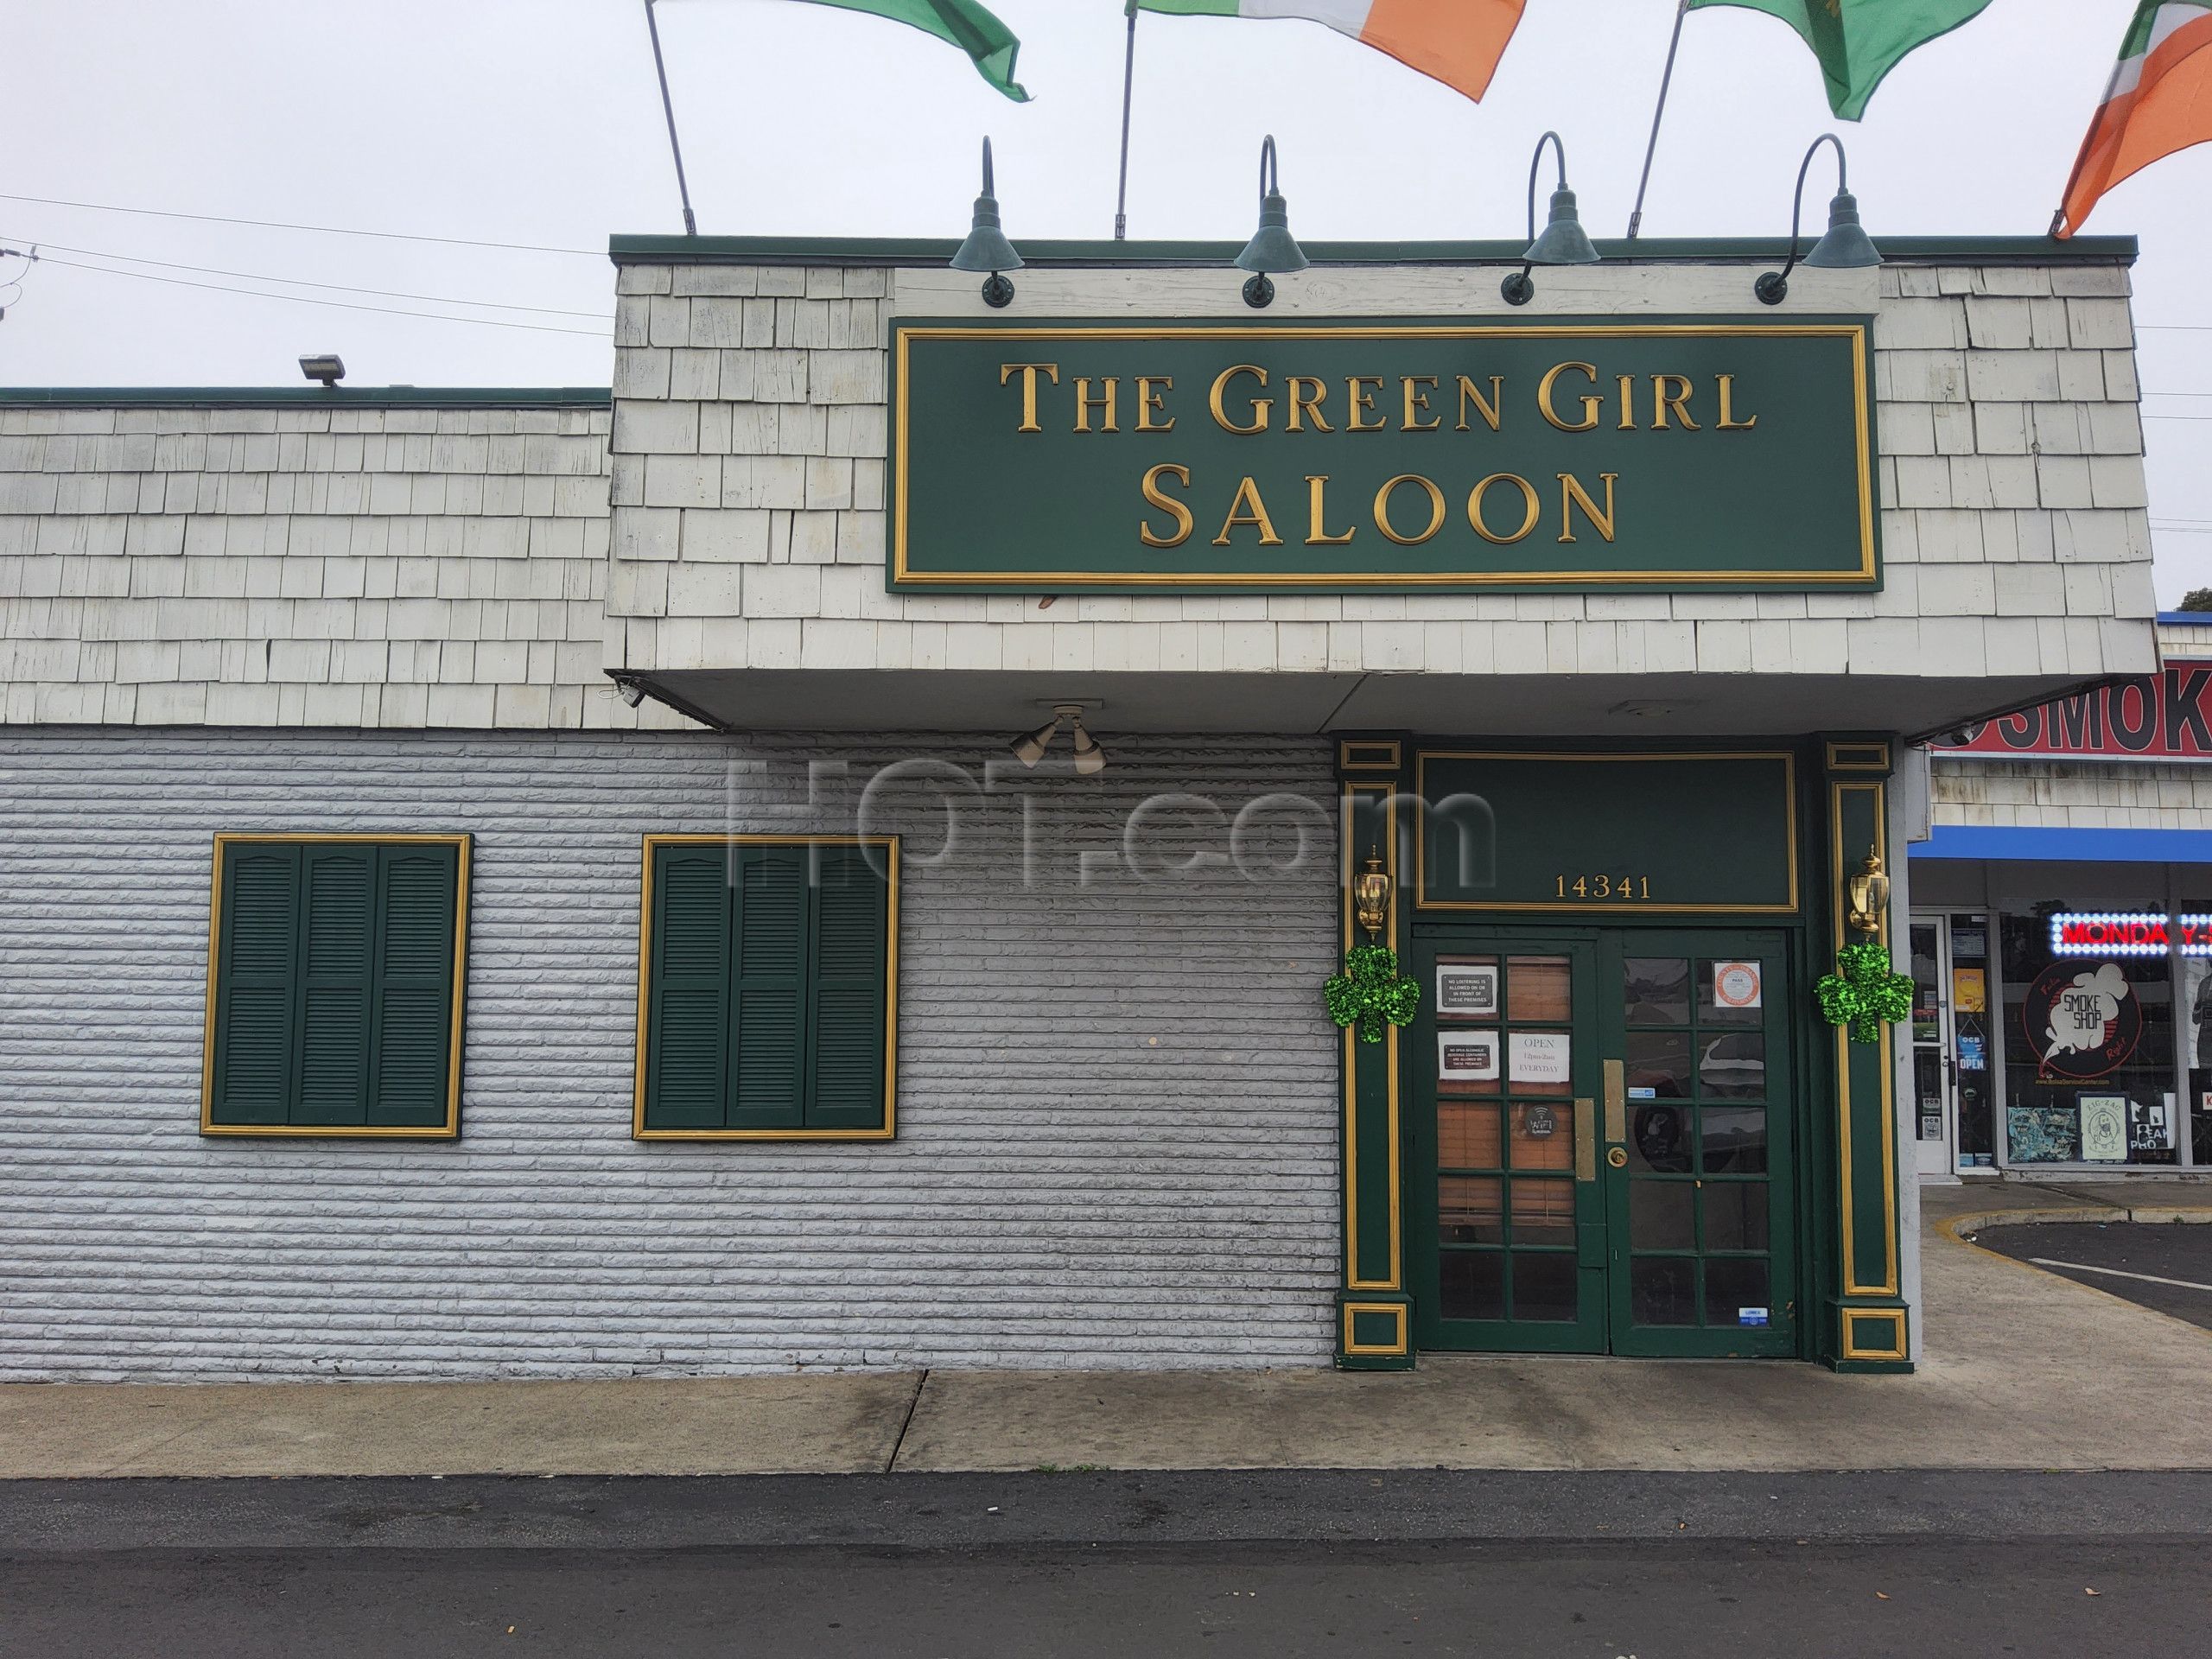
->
(1935, 665), (2212, 761)
(887, 318), (1878, 594)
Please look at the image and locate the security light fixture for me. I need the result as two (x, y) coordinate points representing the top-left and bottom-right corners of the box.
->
(1010, 702), (1107, 773)
(299, 354), (345, 386)
(611, 672), (647, 709)
(950, 136), (1022, 308)
(1756, 133), (1881, 306)
(1501, 131), (1599, 306)
(1234, 136), (1307, 309)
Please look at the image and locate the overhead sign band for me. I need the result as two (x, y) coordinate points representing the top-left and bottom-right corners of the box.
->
(887, 319), (1878, 593)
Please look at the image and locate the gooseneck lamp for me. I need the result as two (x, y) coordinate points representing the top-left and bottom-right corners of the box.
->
(1501, 130), (1599, 307)
(1234, 136), (1308, 309)
(950, 137), (1023, 308)
(1755, 133), (1881, 306)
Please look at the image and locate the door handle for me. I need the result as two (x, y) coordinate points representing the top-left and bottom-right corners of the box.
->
(1574, 1096), (1595, 1182)
(1604, 1058), (1625, 1143)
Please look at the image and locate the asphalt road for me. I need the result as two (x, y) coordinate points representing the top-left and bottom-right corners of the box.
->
(1971, 1220), (2212, 1330)
(4, 1471), (2211, 1657)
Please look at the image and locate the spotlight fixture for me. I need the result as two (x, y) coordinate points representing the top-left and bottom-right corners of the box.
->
(1009, 702), (1108, 773)
(299, 354), (345, 386)
(950, 136), (1022, 308)
(1233, 135), (1307, 309)
(610, 672), (647, 709)
(1500, 131), (1599, 306)
(1755, 133), (1881, 306)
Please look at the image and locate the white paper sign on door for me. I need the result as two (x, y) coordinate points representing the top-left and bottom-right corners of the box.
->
(1437, 1030), (1500, 1083)
(1510, 1030), (1572, 1085)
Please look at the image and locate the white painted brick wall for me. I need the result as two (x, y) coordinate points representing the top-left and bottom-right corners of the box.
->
(0, 727), (1339, 1380)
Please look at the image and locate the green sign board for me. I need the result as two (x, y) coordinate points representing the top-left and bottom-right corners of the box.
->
(1414, 750), (1801, 914)
(888, 319), (1876, 594)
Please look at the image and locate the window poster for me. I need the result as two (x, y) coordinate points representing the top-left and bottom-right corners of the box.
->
(1436, 963), (1500, 1019)
(2023, 960), (2141, 1082)
(1437, 1030), (1500, 1084)
(1510, 1030), (1573, 1085)
(2078, 1096), (2128, 1163)
(1953, 968), (1986, 1014)
(2006, 1104), (2082, 1163)
(1712, 961), (1762, 1009)
(1956, 1033), (1986, 1072)
(2131, 1098), (2176, 1154)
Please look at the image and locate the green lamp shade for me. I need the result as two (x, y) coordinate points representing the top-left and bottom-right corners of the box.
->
(1802, 188), (1881, 269)
(1235, 191), (1309, 276)
(1522, 185), (1599, 267)
(951, 196), (1021, 274)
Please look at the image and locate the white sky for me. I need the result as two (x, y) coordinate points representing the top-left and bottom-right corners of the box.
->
(3, 0), (2209, 601)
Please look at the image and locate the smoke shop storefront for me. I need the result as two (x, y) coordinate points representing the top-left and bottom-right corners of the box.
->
(1914, 656), (2212, 1178)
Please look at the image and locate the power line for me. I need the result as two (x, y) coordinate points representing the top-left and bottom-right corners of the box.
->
(1, 233), (612, 319)
(33, 255), (611, 336)
(0, 193), (601, 257)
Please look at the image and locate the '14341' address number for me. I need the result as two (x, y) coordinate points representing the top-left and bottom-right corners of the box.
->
(1554, 874), (1653, 900)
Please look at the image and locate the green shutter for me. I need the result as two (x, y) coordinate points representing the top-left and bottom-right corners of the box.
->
(368, 845), (460, 1128)
(805, 845), (889, 1129)
(210, 842), (303, 1125)
(729, 844), (809, 1129)
(645, 845), (734, 1130)
(294, 845), (375, 1126)
(209, 838), (464, 1134)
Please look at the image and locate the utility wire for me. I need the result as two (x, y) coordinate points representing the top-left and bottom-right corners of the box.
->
(0, 193), (601, 257)
(34, 255), (610, 335)
(2, 234), (612, 319)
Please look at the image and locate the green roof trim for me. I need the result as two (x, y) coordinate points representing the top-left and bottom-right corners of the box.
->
(0, 387), (611, 409)
(608, 233), (2137, 268)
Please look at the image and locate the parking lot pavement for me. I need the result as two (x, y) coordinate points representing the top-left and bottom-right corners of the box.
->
(1967, 1222), (2212, 1332)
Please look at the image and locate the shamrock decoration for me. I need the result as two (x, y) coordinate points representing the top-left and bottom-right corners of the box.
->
(1325, 944), (1421, 1043)
(1815, 940), (1914, 1044)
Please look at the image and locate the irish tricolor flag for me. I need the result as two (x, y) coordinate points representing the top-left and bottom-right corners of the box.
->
(2058, 2), (2212, 235)
(1135, 1), (1528, 103)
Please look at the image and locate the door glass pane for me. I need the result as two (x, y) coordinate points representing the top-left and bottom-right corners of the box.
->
(1630, 1256), (1697, 1325)
(1910, 923), (1942, 1044)
(1509, 1101), (1574, 1170)
(1439, 1176), (1503, 1243)
(1624, 1031), (1691, 1099)
(1698, 1032), (1766, 1098)
(1696, 959), (1764, 1026)
(1624, 957), (1690, 1025)
(1513, 1253), (1578, 1323)
(1439, 1251), (1505, 1321)
(1507, 956), (1572, 1022)
(1702, 1183), (1769, 1251)
(1703, 1257), (1770, 1328)
(1630, 1180), (1695, 1249)
(1437, 1027), (1503, 1095)
(1511, 1178), (1576, 1248)
(1435, 955), (1500, 1022)
(1700, 1105), (1768, 1174)
(1438, 1102), (1502, 1170)
(1628, 1099), (1693, 1174)
(1508, 1029), (1574, 1095)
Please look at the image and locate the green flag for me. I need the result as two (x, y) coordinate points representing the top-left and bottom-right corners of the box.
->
(1686, 0), (1993, 119)
(787, 0), (1029, 100)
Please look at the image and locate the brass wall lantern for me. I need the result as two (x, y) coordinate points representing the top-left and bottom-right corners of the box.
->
(1353, 847), (1393, 940)
(1845, 850), (1891, 937)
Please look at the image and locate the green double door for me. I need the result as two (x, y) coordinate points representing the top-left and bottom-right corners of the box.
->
(1408, 929), (1797, 1357)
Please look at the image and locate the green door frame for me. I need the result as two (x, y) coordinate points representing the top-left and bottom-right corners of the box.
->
(1331, 734), (1911, 1374)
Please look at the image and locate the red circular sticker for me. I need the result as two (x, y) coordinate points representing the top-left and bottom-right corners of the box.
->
(1713, 962), (1761, 1009)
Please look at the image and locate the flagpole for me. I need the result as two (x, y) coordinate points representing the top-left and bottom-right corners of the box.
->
(1626, 0), (1690, 240)
(643, 0), (699, 237)
(1116, 0), (1140, 239)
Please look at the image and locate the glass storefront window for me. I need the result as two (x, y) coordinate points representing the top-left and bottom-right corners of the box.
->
(1999, 902), (2179, 1168)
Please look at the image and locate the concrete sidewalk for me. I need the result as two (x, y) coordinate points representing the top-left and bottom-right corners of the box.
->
(3, 1193), (2207, 1479)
